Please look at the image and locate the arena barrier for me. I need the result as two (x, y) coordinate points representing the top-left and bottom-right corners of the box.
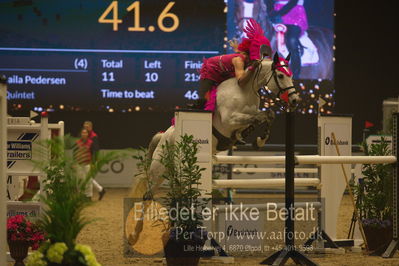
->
(173, 110), (399, 261)
(1, 77), (7, 266)
(0, 80), (65, 263)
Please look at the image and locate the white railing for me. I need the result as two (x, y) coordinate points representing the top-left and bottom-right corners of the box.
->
(214, 155), (396, 165)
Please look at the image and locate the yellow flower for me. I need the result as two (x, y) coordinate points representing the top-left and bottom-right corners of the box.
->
(46, 242), (68, 264)
(75, 244), (101, 266)
(75, 243), (92, 255)
(26, 250), (47, 266)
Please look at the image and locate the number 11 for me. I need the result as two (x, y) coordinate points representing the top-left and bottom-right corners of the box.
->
(102, 72), (115, 82)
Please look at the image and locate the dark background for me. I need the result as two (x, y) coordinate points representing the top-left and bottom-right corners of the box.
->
(334, 1), (399, 142)
(8, 1), (399, 148)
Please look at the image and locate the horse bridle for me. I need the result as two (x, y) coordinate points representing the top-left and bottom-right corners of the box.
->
(263, 63), (297, 100)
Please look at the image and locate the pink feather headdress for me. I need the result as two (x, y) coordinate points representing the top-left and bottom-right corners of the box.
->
(238, 19), (271, 60)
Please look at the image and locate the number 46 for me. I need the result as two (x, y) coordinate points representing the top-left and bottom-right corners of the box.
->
(184, 90), (199, 100)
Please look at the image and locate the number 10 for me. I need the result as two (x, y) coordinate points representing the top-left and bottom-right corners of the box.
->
(145, 72), (158, 82)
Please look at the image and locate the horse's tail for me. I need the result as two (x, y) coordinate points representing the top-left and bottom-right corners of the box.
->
(148, 131), (163, 160)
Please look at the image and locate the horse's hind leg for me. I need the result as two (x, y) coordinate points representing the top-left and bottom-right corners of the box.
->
(148, 132), (163, 161)
(147, 126), (175, 197)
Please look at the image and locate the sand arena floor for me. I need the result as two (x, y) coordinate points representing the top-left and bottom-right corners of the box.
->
(10, 188), (399, 266)
(79, 189), (399, 266)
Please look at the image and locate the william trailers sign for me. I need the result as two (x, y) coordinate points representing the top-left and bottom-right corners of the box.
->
(7, 132), (39, 171)
(7, 141), (32, 160)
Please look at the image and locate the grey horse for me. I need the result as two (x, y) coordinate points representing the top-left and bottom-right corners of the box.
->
(130, 53), (300, 198)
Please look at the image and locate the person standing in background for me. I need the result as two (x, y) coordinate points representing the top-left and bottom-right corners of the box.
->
(74, 128), (93, 198)
(83, 121), (106, 200)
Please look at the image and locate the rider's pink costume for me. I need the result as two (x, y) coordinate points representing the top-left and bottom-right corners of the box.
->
(192, 19), (271, 112)
(200, 53), (248, 84)
(200, 19), (271, 85)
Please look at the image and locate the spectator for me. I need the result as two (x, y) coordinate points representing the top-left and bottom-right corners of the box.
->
(83, 121), (106, 200)
(74, 128), (93, 198)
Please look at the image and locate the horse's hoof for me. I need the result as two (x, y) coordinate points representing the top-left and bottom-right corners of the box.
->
(253, 136), (267, 150)
(235, 131), (244, 142)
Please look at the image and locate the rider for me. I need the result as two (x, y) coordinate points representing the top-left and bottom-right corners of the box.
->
(190, 19), (272, 109)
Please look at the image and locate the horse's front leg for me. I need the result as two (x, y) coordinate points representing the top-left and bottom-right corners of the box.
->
(252, 110), (275, 149)
(226, 109), (272, 127)
(227, 109), (275, 143)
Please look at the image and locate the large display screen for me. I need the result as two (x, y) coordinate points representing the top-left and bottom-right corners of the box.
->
(1, 0), (335, 115)
(227, 0), (335, 114)
(0, 0), (225, 111)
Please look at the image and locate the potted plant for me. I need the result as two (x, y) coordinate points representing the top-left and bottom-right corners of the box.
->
(7, 214), (45, 266)
(160, 134), (210, 266)
(354, 137), (393, 255)
(25, 136), (122, 266)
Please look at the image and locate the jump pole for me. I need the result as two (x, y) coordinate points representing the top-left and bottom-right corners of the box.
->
(261, 110), (317, 265)
(0, 77), (7, 266)
(383, 112), (399, 258)
(214, 155), (395, 165)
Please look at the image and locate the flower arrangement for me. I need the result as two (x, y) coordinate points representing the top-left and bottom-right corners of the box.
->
(24, 136), (125, 266)
(26, 242), (100, 266)
(7, 214), (45, 250)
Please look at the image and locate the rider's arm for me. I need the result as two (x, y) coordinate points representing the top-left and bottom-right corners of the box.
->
(233, 57), (260, 87)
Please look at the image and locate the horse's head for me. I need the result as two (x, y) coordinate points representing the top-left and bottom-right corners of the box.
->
(258, 53), (301, 107)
